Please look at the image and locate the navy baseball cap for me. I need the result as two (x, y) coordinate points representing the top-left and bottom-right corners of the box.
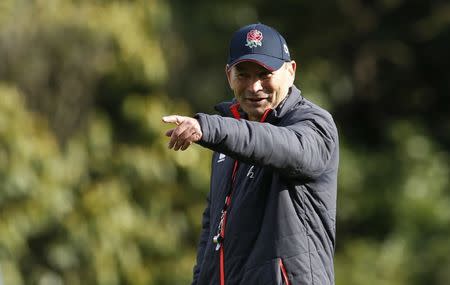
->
(227, 23), (291, 71)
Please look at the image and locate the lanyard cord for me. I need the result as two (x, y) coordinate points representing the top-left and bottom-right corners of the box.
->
(213, 106), (272, 285)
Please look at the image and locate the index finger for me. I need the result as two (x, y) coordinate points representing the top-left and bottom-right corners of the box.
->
(162, 115), (182, 125)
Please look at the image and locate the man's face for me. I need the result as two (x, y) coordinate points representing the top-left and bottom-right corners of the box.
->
(226, 61), (296, 121)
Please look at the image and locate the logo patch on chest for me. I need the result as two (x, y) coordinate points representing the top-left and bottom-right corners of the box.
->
(217, 153), (226, 163)
(246, 165), (255, 179)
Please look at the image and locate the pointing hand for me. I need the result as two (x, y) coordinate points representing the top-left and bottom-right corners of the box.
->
(162, 115), (203, 151)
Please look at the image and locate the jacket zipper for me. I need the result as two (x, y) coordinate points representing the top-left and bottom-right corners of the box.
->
(279, 258), (291, 285)
(213, 105), (271, 285)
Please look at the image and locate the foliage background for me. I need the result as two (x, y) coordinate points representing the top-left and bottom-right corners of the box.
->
(0, 0), (449, 284)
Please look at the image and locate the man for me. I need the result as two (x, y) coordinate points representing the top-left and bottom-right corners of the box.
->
(163, 23), (339, 285)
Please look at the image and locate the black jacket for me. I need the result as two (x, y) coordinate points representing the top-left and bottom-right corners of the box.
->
(193, 86), (339, 285)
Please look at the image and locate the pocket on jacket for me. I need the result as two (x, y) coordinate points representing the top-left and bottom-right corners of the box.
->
(240, 257), (291, 285)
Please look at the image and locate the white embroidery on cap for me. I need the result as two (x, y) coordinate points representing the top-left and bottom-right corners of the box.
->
(283, 44), (290, 55)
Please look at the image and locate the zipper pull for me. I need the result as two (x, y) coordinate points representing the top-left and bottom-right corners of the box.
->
(213, 234), (223, 251)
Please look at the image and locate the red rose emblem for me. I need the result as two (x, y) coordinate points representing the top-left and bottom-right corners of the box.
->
(247, 29), (263, 42)
(245, 29), (263, 48)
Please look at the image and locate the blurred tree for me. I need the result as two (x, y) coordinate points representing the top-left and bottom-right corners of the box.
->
(0, 1), (210, 284)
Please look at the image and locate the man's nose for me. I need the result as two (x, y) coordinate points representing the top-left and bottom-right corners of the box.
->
(247, 78), (263, 93)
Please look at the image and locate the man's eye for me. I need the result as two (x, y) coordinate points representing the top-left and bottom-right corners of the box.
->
(260, 72), (272, 79)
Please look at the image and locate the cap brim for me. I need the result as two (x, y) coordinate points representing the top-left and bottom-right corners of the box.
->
(228, 54), (285, 71)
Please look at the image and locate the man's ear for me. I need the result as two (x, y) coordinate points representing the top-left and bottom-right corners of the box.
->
(288, 61), (297, 76)
(288, 61), (297, 83)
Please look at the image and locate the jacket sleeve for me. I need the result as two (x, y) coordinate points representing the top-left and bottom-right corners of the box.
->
(195, 110), (338, 179)
(191, 194), (210, 285)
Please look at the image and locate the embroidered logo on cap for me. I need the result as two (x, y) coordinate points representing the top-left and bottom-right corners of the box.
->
(283, 44), (290, 56)
(245, 29), (263, 48)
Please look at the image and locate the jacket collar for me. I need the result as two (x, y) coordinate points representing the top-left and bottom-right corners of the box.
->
(214, 85), (304, 123)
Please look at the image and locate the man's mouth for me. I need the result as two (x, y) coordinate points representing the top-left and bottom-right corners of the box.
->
(246, 97), (268, 102)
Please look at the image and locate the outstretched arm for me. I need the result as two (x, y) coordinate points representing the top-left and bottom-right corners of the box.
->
(162, 110), (338, 179)
(195, 110), (338, 179)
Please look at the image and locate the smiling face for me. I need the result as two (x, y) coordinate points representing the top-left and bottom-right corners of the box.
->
(226, 61), (296, 121)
